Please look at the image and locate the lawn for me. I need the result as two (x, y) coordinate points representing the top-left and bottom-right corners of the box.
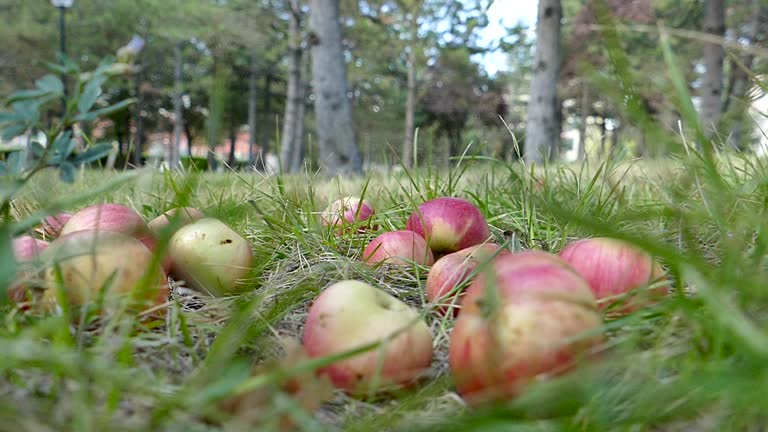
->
(3, 151), (768, 431)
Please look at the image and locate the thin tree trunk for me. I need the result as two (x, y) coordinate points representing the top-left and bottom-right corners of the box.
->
(132, 72), (144, 167)
(701, 0), (725, 137)
(291, 58), (310, 172)
(402, 12), (419, 169)
(227, 125), (237, 167)
(261, 70), (272, 159)
(280, 0), (303, 173)
(308, 0), (362, 175)
(578, 81), (590, 161)
(524, 0), (562, 164)
(171, 42), (184, 170)
(184, 122), (193, 157)
(610, 121), (620, 156)
(248, 50), (259, 167)
(599, 117), (607, 158)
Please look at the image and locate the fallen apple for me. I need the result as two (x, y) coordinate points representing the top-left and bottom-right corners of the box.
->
(167, 217), (254, 296)
(426, 243), (510, 317)
(8, 235), (48, 303)
(303, 280), (433, 396)
(320, 196), (375, 231)
(36, 212), (72, 238)
(406, 197), (491, 255)
(558, 237), (668, 312)
(39, 230), (168, 315)
(61, 203), (170, 272)
(362, 230), (435, 266)
(147, 207), (205, 236)
(448, 251), (603, 406)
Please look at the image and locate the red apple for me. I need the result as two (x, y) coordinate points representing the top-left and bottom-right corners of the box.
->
(426, 243), (510, 317)
(167, 217), (254, 296)
(8, 236), (48, 303)
(321, 196), (375, 231)
(36, 212), (72, 238)
(448, 251), (603, 406)
(38, 230), (169, 315)
(362, 230), (435, 266)
(558, 237), (668, 313)
(60, 203), (170, 272)
(406, 197), (491, 255)
(303, 280), (433, 396)
(147, 207), (205, 236)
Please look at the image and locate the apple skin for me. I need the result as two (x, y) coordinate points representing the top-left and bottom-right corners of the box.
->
(167, 217), (254, 296)
(60, 203), (172, 272)
(558, 237), (668, 312)
(303, 280), (434, 396)
(147, 207), (205, 236)
(8, 236), (49, 303)
(38, 230), (168, 314)
(405, 197), (491, 255)
(321, 196), (375, 231)
(426, 243), (510, 317)
(448, 251), (603, 406)
(38, 212), (73, 238)
(362, 230), (435, 266)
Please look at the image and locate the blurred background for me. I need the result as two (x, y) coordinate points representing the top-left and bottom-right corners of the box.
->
(0, 0), (765, 175)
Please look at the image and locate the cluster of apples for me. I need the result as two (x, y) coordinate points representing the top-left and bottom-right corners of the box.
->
(307, 195), (669, 406)
(9, 203), (255, 316)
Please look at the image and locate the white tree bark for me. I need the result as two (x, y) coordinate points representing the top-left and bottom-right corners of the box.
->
(170, 42), (183, 170)
(308, 0), (362, 175)
(524, 0), (562, 164)
(247, 50), (258, 167)
(701, 0), (725, 134)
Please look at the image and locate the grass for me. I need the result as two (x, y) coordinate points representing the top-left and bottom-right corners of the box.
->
(1, 147), (768, 431)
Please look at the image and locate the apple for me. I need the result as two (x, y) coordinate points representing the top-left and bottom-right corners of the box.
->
(8, 235), (48, 303)
(61, 203), (171, 272)
(303, 280), (434, 396)
(426, 243), (510, 317)
(39, 230), (168, 315)
(558, 237), (668, 312)
(405, 197), (491, 255)
(167, 217), (254, 296)
(362, 230), (435, 266)
(448, 251), (603, 406)
(147, 207), (205, 236)
(36, 212), (73, 238)
(320, 196), (375, 231)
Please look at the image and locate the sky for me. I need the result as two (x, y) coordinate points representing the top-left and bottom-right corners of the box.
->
(476, 0), (538, 76)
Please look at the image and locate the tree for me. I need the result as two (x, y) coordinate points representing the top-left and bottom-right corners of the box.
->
(307, 0), (363, 175)
(279, 0), (305, 173)
(701, 0), (725, 137)
(524, 0), (563, 164)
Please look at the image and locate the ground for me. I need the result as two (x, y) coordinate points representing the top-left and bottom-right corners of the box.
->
(2, 152), (768, 431)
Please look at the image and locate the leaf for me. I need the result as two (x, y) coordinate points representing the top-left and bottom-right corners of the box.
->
(11, 100), (41, 124)
(1, 124), (28, 142)
(0, 112), (20, 124)
(6, 89), (50, 103)
(0, 161), (7, 176)
(78, 77), (105, 114)
(58, 162), (76, 183)
(0, 225), (17, 307)
(35, 74), (64, 95)
(51, 131), (73, 155)
(6, 151), (27, 175)
(29, 141), (46, 159)
(71, 143), (114, 165)
(73, 98), (137, 122)
(0, 179), (23, 202)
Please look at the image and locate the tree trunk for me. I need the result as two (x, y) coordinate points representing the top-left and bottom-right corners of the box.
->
(402, 13), (419, 169)
(248, 50), (259, 167)
(610, 121), (620, 156)
(170, 42), (184, 170)
(261, 71), (272, 159)
(308, 0), (362, 175)
(524, 0), (562, 164)
(291, 58), (311, 172)
(227, 125), (237, 167)
(599, 117), (607, 158)
(132, 72), (144, 167)
(701, 0), (725, 137)
(184, 122), (193, 157)
(280, 0), (303, 173)
(578, 81), (590, 161)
